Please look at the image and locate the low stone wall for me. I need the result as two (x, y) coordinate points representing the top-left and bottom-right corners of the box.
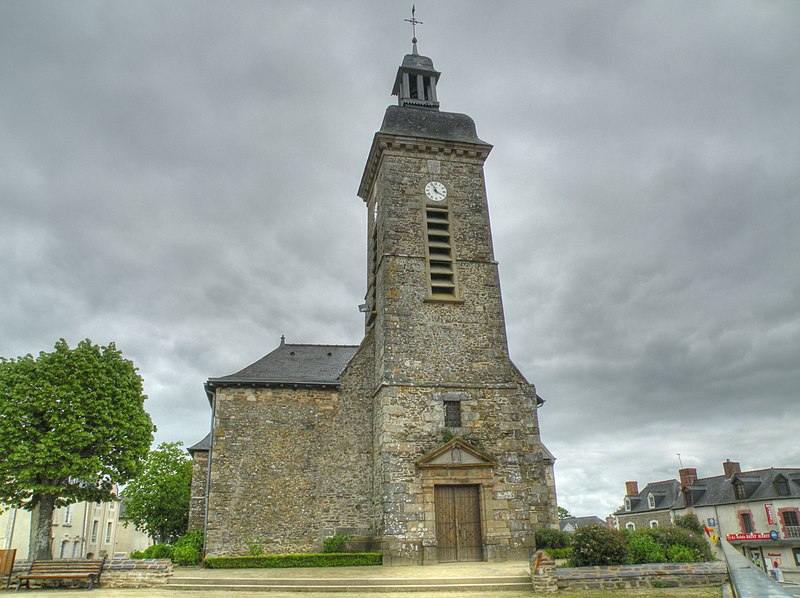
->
(555, 562), (728, 591)
(10, 559), (173, 589)
(102, 559), (173, 588)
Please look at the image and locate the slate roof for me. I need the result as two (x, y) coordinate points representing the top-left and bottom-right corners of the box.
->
(616, 468), (800, 515)
(379, 105), (490, 146)
(187, 432), (211, 454)
(686, 469), (800, 507)
(206, 342), (359, 388)
(615, 479), (682, 515)
(559, 516), (605, 532)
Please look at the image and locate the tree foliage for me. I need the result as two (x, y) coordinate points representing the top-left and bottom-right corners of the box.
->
(122, 441), (192, 544)
(557, 506), (573, 520)
(673, 513), (705, 535)
(0, 339), (154, 559)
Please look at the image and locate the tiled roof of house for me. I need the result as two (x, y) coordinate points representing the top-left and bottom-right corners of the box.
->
(616, 467), (800, 515)
(559, 516), (605, 532)
(207, 342), (359, 388)
(687, 468), (800, 507)
(615, 479), (682, 515)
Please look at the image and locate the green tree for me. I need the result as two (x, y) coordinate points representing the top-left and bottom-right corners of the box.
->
(557, 506), (573, 520)
(673, 513), (705, 535)
(0, 339), (154, 559)
(122, 441), (192, 544)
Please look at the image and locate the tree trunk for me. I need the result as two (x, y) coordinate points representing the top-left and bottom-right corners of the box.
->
(28, 494), (56, 560)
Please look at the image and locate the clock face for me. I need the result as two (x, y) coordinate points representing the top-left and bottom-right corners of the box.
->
(425, 181), (447, 202)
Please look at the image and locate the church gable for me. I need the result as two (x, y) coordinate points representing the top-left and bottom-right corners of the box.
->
(418, 438), (498, 469)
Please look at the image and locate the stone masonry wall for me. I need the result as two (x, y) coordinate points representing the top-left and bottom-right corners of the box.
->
(374, 381), (556, 564)
(11, 559), (172, 589)
(368, 144), (557, 563)
(204, 360), (373, 556)
(556, 562), (729, 591)
(188, 451), (208, 531)
(373, 151), (513, 388)
(616, 509), (674, 531)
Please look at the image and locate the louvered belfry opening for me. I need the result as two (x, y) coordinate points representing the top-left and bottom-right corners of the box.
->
(425, 204), (457, 298)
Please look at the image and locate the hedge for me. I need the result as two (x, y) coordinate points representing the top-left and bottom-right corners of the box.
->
(204, 553), (383, 569)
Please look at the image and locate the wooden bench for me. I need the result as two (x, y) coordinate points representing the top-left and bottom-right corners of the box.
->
(16, 557), (105, 591)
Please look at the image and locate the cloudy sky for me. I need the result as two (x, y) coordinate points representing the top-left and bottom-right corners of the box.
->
(2, 1), (798, 519)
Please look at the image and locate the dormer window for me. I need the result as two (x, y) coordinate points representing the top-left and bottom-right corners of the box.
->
(624, 497), (631, 512)
(733, 480), (747, 500)
(775, 476), (790, 497)
(647, 494), (656, 509)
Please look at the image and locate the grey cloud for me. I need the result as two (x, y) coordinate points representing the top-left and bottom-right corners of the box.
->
(2, 0), (798, 519)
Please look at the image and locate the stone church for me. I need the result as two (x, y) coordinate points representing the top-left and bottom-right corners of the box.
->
(188, 36), (558, 565)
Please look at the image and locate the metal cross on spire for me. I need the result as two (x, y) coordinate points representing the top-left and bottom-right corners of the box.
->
(405, 5), (423, 46)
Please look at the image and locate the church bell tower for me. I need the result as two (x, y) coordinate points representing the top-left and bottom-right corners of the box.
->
(357, 20), (557, 564)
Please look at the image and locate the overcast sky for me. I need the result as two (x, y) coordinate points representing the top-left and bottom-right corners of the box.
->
(2, 1), (798, 519)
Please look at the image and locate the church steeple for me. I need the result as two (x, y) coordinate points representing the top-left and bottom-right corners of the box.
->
(392, 7), (440, 109)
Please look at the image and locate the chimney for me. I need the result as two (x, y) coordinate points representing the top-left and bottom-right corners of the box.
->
(723, 459), (741, 478)
(679, 468), (698, 488)
(625, 481), (639, 496)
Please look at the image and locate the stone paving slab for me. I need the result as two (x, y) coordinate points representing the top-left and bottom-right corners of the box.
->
(171, 560), (530, 580)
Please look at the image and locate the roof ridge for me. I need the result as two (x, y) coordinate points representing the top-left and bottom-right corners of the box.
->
(283, 343), (360, 348)
(644, 479), (680, 486)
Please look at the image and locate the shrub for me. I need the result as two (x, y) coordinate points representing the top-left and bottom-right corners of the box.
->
(673, 513), (705, 535)
(140, 544), (174, 559)
(627, 531), (666, 564)
(173, 531), (204, 565)
(544, 547), (572, 560)
(322, 533), (350, 553)
(129, 550), (145, 559)
(667, 544), (698, 563)
(204, 553), (382, 569)
(647, 526), (713, 562)
(535, 528), (572, 549)
(571, 525), (628, 567)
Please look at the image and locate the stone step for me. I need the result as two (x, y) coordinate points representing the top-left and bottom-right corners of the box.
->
(169, 575), (529, 587)
(165, 581), (534, 593)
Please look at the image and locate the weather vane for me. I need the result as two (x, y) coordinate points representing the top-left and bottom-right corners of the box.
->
(405, 5), (423, 44)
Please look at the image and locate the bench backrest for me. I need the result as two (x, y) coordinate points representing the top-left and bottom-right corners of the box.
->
(0, 549), (15, 576)
(28, 559), (105, 575)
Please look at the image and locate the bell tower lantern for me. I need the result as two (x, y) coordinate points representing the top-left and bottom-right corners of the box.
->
(392, 47), (440, 109)
(392, 6), (440, 109)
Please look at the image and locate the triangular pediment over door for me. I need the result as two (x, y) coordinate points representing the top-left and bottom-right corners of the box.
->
(417, 438), (498, 469)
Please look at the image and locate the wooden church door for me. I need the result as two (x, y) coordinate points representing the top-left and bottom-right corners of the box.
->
(434, 485), (483, 562)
